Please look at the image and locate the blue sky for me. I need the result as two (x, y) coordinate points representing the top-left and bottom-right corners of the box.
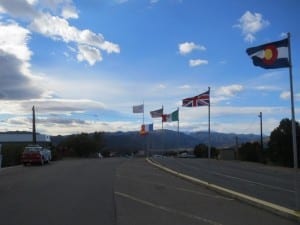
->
(0, 0), (299, 136)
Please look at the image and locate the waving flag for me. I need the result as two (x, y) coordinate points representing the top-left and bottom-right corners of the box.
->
(246, 38), (290, 69)
(150, 107), (163, 118)
(133, 104), (144, 113)
(140, 123), (153, 135)
(182, 90), (210, 107)
(162, 109), (179, 122)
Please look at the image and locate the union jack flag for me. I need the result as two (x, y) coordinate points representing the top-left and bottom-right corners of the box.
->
(182, 90), (210, 107)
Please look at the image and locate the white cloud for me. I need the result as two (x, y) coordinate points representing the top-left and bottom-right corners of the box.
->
(0, 0), (37, 19)
(179, 106), (290, 134)
(179, 85), (191, 89)
(254, 86), (281, 91)
(77, 44), (102, 65)
(212, 85), (244, 104)
(0, 0), (120, 65)
(29, 13), (120, 64)
(0, 21), (44, 100)
(280, 91), (290, 100)
(26, 0), (38, 5)
(234, 11), (270, 43)
(24, 99), (106, 114)
(100, 40), (121, 54)
(0, 97), (108, 135)
(179, 42), (206, 55)
(216, 85), (244, 97)
(0, 21), (32, 61)
(279, 91), (300, 101)
(189, 59), (208, 67)
(156, 84), (166, 89)
(30, 13), (80, 42)
(39, 0), (74, 11)
(61, 4), (78, 19)
(0, 98), (105, 116)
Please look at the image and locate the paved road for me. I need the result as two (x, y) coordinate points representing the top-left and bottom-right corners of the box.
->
(0, 158), (298, 225)
(151, 157), (300, 209)
(115, 158), (297, 225)
(0, 158), (124, 225)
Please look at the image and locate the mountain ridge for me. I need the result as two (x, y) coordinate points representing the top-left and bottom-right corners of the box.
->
(51, 130), (263, 152)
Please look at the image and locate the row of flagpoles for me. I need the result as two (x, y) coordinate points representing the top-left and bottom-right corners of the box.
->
(133, 33), (297, 167)
(133, 87), (212, 156)
(133, 89), (210, 124)
(134, 33), (299, 209)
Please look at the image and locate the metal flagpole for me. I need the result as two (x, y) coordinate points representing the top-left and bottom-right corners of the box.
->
(143, 100), (145, 125)
(177, 107), (179, 135)
(208, 87), (211, 159)
(162, 105), (164, 130)
(177, 107), (180, 150)
(287, 33), (300, 211)
(288, 33), (298, 169)
(162, 105), (164, 153)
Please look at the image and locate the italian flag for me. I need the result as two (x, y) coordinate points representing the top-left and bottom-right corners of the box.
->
(162, 109), (179, 122)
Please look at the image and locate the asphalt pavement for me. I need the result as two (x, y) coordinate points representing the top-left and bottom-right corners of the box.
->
(0, 158), (123, 225)
(0, 158), (298, 225)
(114, 158), (298, 225)
(151, 157), (300, 209)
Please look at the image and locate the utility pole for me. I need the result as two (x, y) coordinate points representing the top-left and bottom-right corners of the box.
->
(258, 112), (263, 152)
(32, 106), (36, 144)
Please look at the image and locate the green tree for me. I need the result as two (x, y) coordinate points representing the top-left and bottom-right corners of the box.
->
(268, 118), (300, 167)
(238, 142), (261, 162)
(1, 144), (25, 167)
(59, 132), (104, 157)
(194, 144), (218, 158)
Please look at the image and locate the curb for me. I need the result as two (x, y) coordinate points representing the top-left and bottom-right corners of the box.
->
(146, 158), (300, 222)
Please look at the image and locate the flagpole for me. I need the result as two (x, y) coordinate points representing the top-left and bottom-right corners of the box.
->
(177, 107), (179, 135)
(162, 105), (164, 153)
(177, 107), (180, 150)
(162, 105), (164, 130)
(288, 33), (298, 169)
(143, 100), (145, 125)
(287, 33), (300, 211)
(208, 87), (211, 159)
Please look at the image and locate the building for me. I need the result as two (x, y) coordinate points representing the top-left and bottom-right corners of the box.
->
(0, 132), (51, 168)
(0, 132), (51, 144)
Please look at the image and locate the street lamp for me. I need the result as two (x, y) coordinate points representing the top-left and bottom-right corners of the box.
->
(258, 112), (263, 151)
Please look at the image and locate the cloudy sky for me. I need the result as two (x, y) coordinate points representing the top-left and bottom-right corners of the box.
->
(0, 0), (299, 136)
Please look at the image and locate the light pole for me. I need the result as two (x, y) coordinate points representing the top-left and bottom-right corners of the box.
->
(258, 112), (263, 152)
(32, 106), (36, 144)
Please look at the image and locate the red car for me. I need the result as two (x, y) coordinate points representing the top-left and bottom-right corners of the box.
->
(21, 145), (52, 165)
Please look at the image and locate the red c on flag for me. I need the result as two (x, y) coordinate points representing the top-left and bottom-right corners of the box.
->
(263, 45), (278, 65)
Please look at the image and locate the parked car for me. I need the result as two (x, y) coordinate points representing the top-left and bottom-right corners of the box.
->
(21, 144), (52, 165)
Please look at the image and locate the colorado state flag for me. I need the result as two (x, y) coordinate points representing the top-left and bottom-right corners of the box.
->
(246, 38), (290, 69)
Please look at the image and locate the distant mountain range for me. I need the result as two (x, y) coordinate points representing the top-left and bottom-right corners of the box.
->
(0, 130), (263, 152)
(51, 130), (263, 152)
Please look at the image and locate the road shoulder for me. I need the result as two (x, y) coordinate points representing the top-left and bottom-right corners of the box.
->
(147, 158), (300, 222)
